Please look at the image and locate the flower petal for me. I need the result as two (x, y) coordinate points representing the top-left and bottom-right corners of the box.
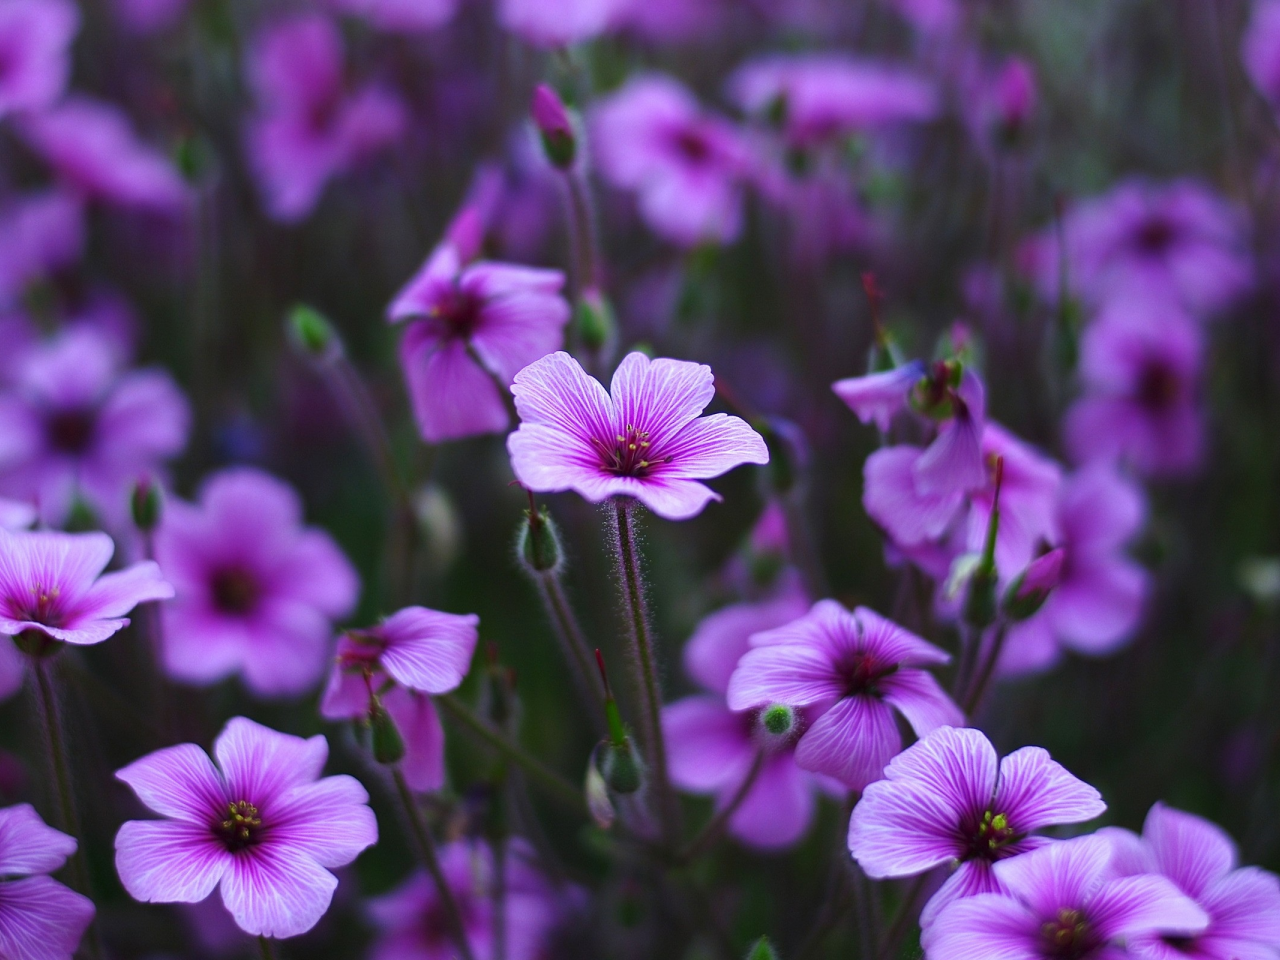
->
(609, 352), (715, 452)
(1089, 874), (1209, 942)
(0, 875), (95, 960)
(1141, 802), (1236, 901)
(919, 858), (1008, 929)
(270, 775), (378, 869)
(214, 717), (328, 808)
(662, 696), (754, 793)
(510, 350), (614, 441)
(71, 560), (172, 622)
(726, 641), (843, 710)
(794, 695), (899, 790)
(220, 843), (337, 939)
(920, 892), (1041, 960)
(400, 330), (510, 443)
(0, 804), (76, 876)
(114, 820), (229, 903)
(727, 752), (815, 850)
(994, 746), (1105, 833)
(386, 688), (447, 793)
(863, 446), (964, 547)
(116, 743), (227, 825)
(879, 669), (964, 737)
(660, 413), (769, 481)
(993, 834), (1111, 920)
(377, 607), (479, 694)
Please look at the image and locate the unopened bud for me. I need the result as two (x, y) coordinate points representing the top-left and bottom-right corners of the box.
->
(1003, 548), (1065, 621)
(131, 476), (163, 532)
(575, 289), (615, 355)
(760, 704), (796, 737)
(370, 699), (406, 766)
(288, 304), (339, 361)
(532, 83), (576, 170)
(517, 502), (562, 574)
(746, 936), (780, 960)
(585, 749), (615, 829)
(600, 737), (644, 795)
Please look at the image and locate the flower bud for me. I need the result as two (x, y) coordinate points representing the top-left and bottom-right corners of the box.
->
(369, 699), (406, 766)
(745, 937), (780, 960)
(414, 484), (463, 575)
(760, 703), (796, 737)
(1003, 548), (1065, 621)
(517, 502), (563, 575)
(287, 304), (340, 361)
(575, 289), (615, 355)
(131, 476), (163, 532)
(585, 749), (615, 829)
(532, 83), (576, 170)
(600, 737), (644, 795)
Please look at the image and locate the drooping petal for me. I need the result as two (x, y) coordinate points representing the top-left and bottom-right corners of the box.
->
(115, 744), (227, 825)
(214, 717), (328, 809)
(794, 695), (900, 790)
(659, 413), (769, 481)
(386, 688), (447, 793)
(920, 891), (1041, 960)
(400, 330), (510, 443)
(1141, 803), (1236, 902)
(376, 607), (479, 694)
(913, 408), (986, 498)
(114, 820), (229, 904)
(319, 664), (374, 720)
(269, 775), (378, 869)
(1088, 874), (1209, 942)
(994, 747), (1106, 833)
(879, 669), (964, 737)
(220, 843), (338, 939)
(0, 804), (77, 876)
(863, 446), (965, 547)
(662, 696), (754, 793)
(831, 362), (924, 433)
(609, 352), (715, 453)
(0, 875), (95, 960)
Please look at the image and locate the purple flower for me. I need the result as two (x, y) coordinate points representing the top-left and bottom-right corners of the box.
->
(19, 96), (190, 213)
(922, 834), (1209, 960)
(320, 606), (479, 792)
(849, 726), (1106, 925)
(329, 0), (458, 33)
(154, 468), (360, 697)
(0, 803), (94, 960)
(0, 326), (190, 527)
(1000, 467), (1149, 676)
(1105, 803), (1280, 960)
(727, 600), (962, 790)
(1064, 300), (1204, 477)
(963, 56), (1038, 151)
(832, 361), (926, 433)
(245, 14), (406, 222)
(115, 716), (378, 939)
(0, 0), (78, 118)
(0, 189), (84, 309)
(389, 243), (570, 443)
(497, 0), (621, 49)
(367, 839), (564, 960)
(507, 350), (769, 521)
(1244, 1), (1280, 110)
(591, 74), (751, 247)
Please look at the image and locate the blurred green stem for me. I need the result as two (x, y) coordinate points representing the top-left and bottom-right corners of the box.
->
(675, 748), (763, 863)
(258, 936), (275, 960)
(536, 573), (606, 724)
(962, 622), (1010, 716)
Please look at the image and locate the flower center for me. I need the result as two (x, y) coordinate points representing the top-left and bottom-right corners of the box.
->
(1136, 360), (1180, 412)
(430, 287), (484, 339)
(1039, 908), (1096, 960)
(45, 407), (97, 455)
(836, 651), (897, 698)
(967, 809), (1019, 860)
(592, 424), (671, 478)
(25, 584), (62, 626)
(1135, 216), (1175, 255)
(217, 800), (262, 851)
(211, 567), (261, 616)
(672, 128), (713, 165)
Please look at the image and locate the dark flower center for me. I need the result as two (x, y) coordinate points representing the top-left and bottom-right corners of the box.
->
(836, 651), (897, 698)
(422, 895), (476, 946)
(965, 808), (1020, 861)
(46, 407), (97, 455)
(672, 128), (713, 165)
(1135, 360), (1180, 412)
(211, 567), (261, 616)
(1039, 908), (1097, 960)
(217, 800), (262, 852)
(1135, 216), (1176, 255)
(24, 584), (63, 626)
(431, 287), (484, 339)
(592, 424), (672, 478)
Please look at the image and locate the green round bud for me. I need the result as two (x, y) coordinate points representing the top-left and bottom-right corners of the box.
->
(600, 738), (644, 795)
(288, 304), (339, 360)
(131, 478), (163, 532)
(517, 506), (562, 575)
(370, 701), (406, 766)
(761, 704), (796, 737)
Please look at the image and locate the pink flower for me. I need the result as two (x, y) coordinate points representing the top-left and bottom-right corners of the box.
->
(0, 189), (84, 309)
(0, 0), (79, 118)
(727, 600), (962, 791)
(507, 351), (769, 521)
(497, 0), (622, 48)
(245, 14), (406, 222)
(389, 243), (570, 443)
(591, 74), (751, 247)
(0, 803), (95, 960)
(115, 716), (378, 939)
(831, 361), (926, 433)
(320, 606), (479, 792)
(154, 468), (359, 697)
(329, 0), (458, 33)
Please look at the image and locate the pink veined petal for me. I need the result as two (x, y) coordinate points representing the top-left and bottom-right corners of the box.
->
(114, 820), (230, 903)
(0, 529), (114, 606)
(0, 804), (76, 876)
(609, 352), (716, 453)
(794, 694), (900, 790)
(377, 607), (479, 694)
(853, 606), (953, 667)
(400, 329), (510, 443)
(506, 421), (609, 496)
(919, 858), (1007, 929)
(993, 834), (1112, 920)
(862, 446), (965, 547)
(878, 668), (965, 737)
(1088, 874), (1210, 942)
(848, 768), (970, 877)
(0, 616), (129, 646)
(659, 413), (769, 481)
(213, 717), (328, 809)
(624, 474), (722, 521)
(237, 599), (332, 697)
(0, 875), (95, 960)
(1095, 826), (1154, 878)
(386, 688), (447, 793)
(726, 642), (844, 710)
(509, 351), (614, 442)
(879, 727), (998, 828)
(727, 752), (816, 851)
(1200, 865), (1280, 948)
(662, 696), (754, 793)
(1141, 803), (1238, 902)
(993, 747), (1106, 833)
(269, 774), (378, 869)
(220, 843), (338, 939)
(920, 892), (1042, 960)
(115, 744), (227, 825)
(70, 560), (173, 622)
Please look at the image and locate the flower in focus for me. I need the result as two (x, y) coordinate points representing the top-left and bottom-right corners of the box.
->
(0, 0), (79, 119)
(0, 803), (95, 960)
(497, 0), (621, 49)
(1104, 802), (1280, 960)
(0, 325), (190, 527)
(849, 725), (1107, 925)
(245, 14), (407, 222)
(320, 606), (479, 792)
(154, 468), (359, 697)
(389, 237), (570, 443)
(922, 834), (1209, 960)
(727, 600), (962, 790)
(591, 74), (751, 247)
(507, 350), (769, 521)
(115, 716), (377, 939)
(329, 0), (458, 33)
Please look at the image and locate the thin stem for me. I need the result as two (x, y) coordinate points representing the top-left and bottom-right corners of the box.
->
(258, 935), (275, 960)
(675, 748), (764, 863)
(564, 171), (602, 300)
(392, 769), (478, 960)
(951, 623), (978, 701)
(963, 621), (1010, 716)
(536, 574), (606, 722)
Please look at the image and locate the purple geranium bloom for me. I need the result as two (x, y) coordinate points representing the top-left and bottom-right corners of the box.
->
(329, 0), (458, 32)
(0, 0), (78, 118)
(115, 716), (378, 939)
(19, 96), (189, 213)
(849, 725), (1106, 926)
(1244, 1), (1280, 110)
(1105, 803), (1280, 960)
(0, 803), (94, 960)
(245, 14), (406, 222)
(388, 240), (570, 443)
(1064, 300), (1204, 477)
(0, 326), (190, 527)
(727, 600), (962, 790)
(0, 189), (84, 309)
(923, 834), (1209, 960)
(155, 468), (359, 697)
(507, 350), (769, 521)
(832, 361), (927, 433)
(1000, 467), (1149, 676)
(321, 606), (479, 792)
(591, 74), (751, 247)
(367, 839), (564, 960)
(497, 0), (621, 48)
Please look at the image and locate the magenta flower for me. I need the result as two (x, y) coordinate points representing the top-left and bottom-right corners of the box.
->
(320, 606), (479, 792)
(507, 350), (769, 521)
(1244, 1), (1280, 111)
(1105, 803), (1280, 960)
(154, 468), (359, 697)
(0, 803), (94, 960)
(1064, 300), (1203, 477)
(0, 0), (78, 118)
(726, 600), (961, 790)
(0, 326), (190, 527)
(831, 361), (926, 433)
(115, 716), (378, 939)
(849, 726), (1106, 926)
(922, 834), (1209, 960)
(497, 0), (620, 48)
(329, 0), (458, 33)
(0, 189), (84, 309)
(389, 241), (570, 443)
(591, 74), (751, 247)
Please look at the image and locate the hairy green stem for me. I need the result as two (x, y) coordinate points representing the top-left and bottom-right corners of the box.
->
(536, 574), (605, 723)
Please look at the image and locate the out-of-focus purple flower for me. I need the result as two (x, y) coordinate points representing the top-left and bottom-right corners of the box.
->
(728, 54), (938, 148)
(963, 56), (1037, 151)
(727, 600), (961, 790)
(389, 241), (569, 443)
(832, 360), (926, 433)
(1244, 1), (1280, 110)
(0, 190), (84, 308)
(591, 74), (751, 247)
(0, 0), (78, 118)
(154, 468), (359, 697)
(0, 803), (95, 960)
(610, 0), (723, 43)
(497, 0), (622, 48)
(889, 0), (961, 34)
(1064, 300), (1204, 477)
(0, 499), (34, 530)
(110, 0), (189, 34)
(508, 351), (769, 521)
(1104, 803), (1280, 960)
(329, 0), (458, 32)
(245, 14), (406, 223)
(922, 834), (1210, 959)
(367, 839), (564, 960)
(1000, 467), (1149, 676)
(0, 326), (190, 527)
(115, 716), (377, 939)
(320, 606), (478, 792)
(849, 725), (1106, 926)
(19, 97), (190, 213)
